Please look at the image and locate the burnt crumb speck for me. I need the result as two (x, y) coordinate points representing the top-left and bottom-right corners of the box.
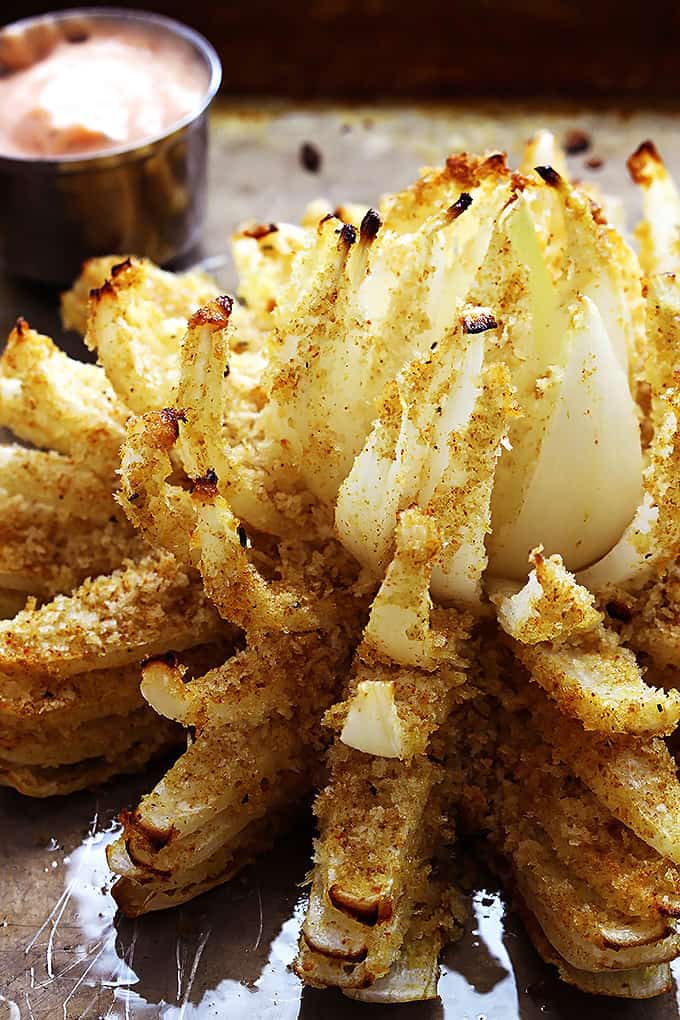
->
(192, 469), (219, 500)
(564, 129), (592, 155)
(128, 491), (140, 503)
(448, 192), (473, 219)
(242, 223), (279, 240)
(463, 311), (497, 334)
(237, 524), (249, 548)
(359, 207), (382, 243)
(300, 141), (322, 173)
(14, 316), (28, 336)
(535, 165), (561, 188)
(585, 155), (604, 170)
(338, 222), (357, 247)
(160, 407), (187, 439)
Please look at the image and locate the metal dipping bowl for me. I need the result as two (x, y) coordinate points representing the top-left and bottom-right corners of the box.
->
(0, 8), (222, 284)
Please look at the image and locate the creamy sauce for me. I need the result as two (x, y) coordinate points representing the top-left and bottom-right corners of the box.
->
(0, 22), (209, 158)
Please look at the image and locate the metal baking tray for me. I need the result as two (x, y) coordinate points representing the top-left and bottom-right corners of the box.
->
(1, 102), (680, 1019)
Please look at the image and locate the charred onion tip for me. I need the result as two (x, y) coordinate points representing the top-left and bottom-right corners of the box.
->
(111, 257), (133, 277)
(339, 222), (357, 247)
(448, 191), (473, 219)
(535, 164), (562, 187)
(359, 207), (382, 242)
(627, 140), (662, 184)
(633, 139), (660, 162)
(188, 295), (233, 329)
(463, 312), (497, 334)
(242, 223), (279, 240)
(510, 171), (529, 194)
(89, 279), (115, 300)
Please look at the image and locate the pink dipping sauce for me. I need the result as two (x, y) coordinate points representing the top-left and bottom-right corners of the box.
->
(0, 21), (209, 158)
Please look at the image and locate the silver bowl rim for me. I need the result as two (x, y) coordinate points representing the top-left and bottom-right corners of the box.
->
(0, 6), (222, 169)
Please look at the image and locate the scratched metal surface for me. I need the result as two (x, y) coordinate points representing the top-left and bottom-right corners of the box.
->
(2, 103), (680, 1019)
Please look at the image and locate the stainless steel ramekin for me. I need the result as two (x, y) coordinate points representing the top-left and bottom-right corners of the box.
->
(0, 8), (222, 283)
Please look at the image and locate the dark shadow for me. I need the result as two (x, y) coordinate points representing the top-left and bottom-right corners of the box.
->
(299, 986), (444, 1020)
(439, 850), (512, 997)
(442, 910), (511, 996)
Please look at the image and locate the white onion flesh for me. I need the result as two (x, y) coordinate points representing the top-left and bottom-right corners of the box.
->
(488, 296), (642, 580)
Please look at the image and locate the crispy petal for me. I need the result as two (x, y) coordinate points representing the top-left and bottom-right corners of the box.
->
(513, 829), (679, 972)
(298, 745), (445, 989)
(0, 320), (127, 476)
(84, 256), (219, 413)
(0, 499), (144, 599)
(343, 880), (464, 1003)
(523, 685), (680, 864)
(0, 717), (178, 797)
(0, 551), (224, 678)
(119, 409), (197, 563)
(61, 255), (134, 334)
(493, 549), (602, 645)
(112, 624), (354, 914)
(628, 141), (680, 277)
(518, 894), (674, 998)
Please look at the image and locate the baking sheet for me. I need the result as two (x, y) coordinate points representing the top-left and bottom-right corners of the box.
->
(1, 101), (680, 1019)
